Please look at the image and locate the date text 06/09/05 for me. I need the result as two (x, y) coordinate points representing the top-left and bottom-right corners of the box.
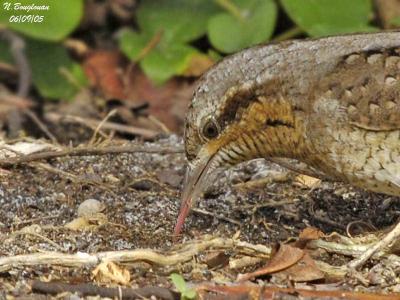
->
(9, 15), (44, 23)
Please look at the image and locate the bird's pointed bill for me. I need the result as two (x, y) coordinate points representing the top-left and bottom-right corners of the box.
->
(174, 151), (217, 236)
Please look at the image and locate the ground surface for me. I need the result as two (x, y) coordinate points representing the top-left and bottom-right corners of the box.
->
(0, 136), (400, 299)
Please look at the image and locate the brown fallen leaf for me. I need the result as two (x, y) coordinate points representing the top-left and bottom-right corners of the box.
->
(294, 174), (321, 189)
(273, 253), (325, 282)
(299, 227), (325, 241)
(237, 244), (304, 282)
(125, 67), (195, 132)
(294, 226), (326, 248)
(83, 50), (126, 100)
(202, 251), (230, 268)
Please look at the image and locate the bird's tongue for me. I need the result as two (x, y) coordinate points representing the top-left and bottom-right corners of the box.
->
(173, 198), (192, 236)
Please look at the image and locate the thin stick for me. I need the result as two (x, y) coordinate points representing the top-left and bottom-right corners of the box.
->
(24, 109), (58, 144)
(46, 112), (160, 139)
(192, 208), (241, 226)
(32, 281), (177, 300)
(0, 237), (272, 272)
(0, 29), (31, 97)
(147, 115), (171, 134)
(135, 30), (163, 62)
(89, 109), (117, 145)
(348, 221), (400, 269)
(0, 144), (184, 167)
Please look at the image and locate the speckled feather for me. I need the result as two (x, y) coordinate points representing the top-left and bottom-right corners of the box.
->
(184, 31), (400, 198)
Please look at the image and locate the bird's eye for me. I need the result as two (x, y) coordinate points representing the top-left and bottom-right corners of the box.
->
(202, 119), (219, 139)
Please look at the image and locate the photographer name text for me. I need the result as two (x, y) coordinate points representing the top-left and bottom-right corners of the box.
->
(2, 2), (50, 23)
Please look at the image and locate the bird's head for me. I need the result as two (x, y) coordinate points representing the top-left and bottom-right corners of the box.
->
(173, 49), (300, 236)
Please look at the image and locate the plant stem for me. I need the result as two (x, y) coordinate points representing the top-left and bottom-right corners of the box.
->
(215, 0), (245, 22)
(271, 26), (303, 42)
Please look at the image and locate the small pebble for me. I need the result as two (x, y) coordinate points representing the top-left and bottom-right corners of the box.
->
(77, 198), (105, 217)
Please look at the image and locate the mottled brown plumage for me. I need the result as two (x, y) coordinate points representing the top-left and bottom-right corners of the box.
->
(174, 32), (400, 256)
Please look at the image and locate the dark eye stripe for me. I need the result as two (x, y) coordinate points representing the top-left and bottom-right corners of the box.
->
(217, 90), (255, 127)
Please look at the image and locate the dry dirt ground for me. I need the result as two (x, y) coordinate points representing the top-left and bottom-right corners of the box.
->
(0, 135), (400, 299)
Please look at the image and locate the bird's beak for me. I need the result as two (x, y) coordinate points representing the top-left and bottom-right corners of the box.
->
(174, 149), (218, 237)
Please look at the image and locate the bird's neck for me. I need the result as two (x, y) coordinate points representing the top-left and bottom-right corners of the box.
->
(240, 97), (310, 160)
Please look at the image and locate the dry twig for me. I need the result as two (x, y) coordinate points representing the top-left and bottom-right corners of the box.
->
(0, 144), (183, 167)
(32, 281), (178, 300)
(46, 112), (160, 139)
(0, 236), (271, 272)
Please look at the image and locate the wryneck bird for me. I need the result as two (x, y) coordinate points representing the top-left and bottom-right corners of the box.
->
(175, 31), (400, 268)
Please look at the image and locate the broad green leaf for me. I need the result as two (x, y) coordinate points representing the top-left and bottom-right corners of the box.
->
(390, 16), (400, 27)
(0, 0), (83, 41)
(0, 41), (13, 63)
(140, 44), (198, 85)
(170, 273), (187, 293)
(136, 0), (218, 44)
(183, 289), (197, 299)
(281, 0), (375, 37)
(26, 40), (86, 99)
(118, 29), (149, 61)
(119, 0), (218, 84)
(208, 0), (277, 53)
(119, 28), (201, 84)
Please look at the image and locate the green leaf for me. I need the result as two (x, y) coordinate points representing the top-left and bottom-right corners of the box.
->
(170, 273), (196, 300)
(183, 289), (197, 299)
(0, 41), (13, 63)
(119, 0), (219, 83)
(170, 273), (187, 293)
(0, 0), (83, 41)
(208, 0), (277, 53)
(136, 0), (218, 44)
(119, 29), (200, 84)
(26, 40), (86, 99)
(281, 0), (375, 37)
(118, 29), (148, 62)
(141, 44), (198, 85)
(390, 16), (400, 27)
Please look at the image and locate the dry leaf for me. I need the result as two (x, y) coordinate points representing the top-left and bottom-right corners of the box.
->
(64, 213), (107, 231)
(83, 50), (126, 100)
(299, 227), (325, 241)
(237, 244), (304, 281)
(294, 174), (321, 188)
(273, 253), (325, 282)
(64, 217), (90, 231)
(125, 67), (194, 132)
(0, 141), (54, 159)
(182, 53), (215, 77)
(295, 227), (325, 248)
(92, 261), (130, 285)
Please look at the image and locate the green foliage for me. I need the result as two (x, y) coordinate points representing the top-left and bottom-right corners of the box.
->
(281, 0), (375, 37)
(119, 29), (199, 84)
(119, 0), (278, 83)
(27, 40), (87, 99)
(390, 16), (400, 27)
(170, 273), (196, 300)
(0, 0), (86, 100)
(208, 0), (277, 53)
(0, 0), (83, 41)
(119, 0), (219, 84)
(1, 0), (379, 96)
(0, 39), (87, 100)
